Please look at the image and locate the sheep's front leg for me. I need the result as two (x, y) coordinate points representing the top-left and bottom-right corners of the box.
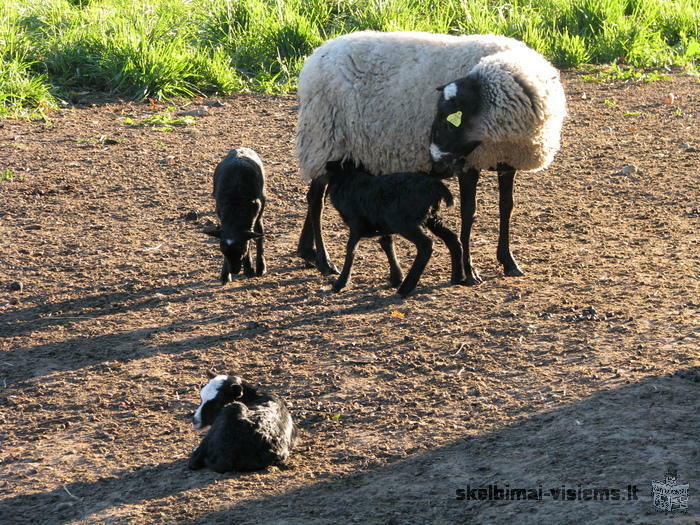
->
(254, 213), (266, 277)
(458, 168), (483, 285)
(397, 227), (433, 297)
(425, 218), (465, 285)
(298, 179), (339, 275)
(378, 235), (403, 288)
(496, 164), (524, 277)
(332, 231), (361, 292)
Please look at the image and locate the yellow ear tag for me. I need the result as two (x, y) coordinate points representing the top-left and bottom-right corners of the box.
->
(446, 111), (462, 127)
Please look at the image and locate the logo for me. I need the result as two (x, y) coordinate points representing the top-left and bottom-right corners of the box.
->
(651, 467), (689, 513)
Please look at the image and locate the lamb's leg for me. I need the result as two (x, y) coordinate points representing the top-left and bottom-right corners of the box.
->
(425, 218), (465, 285)
(242, 249), (255, 278)
(254, 212), (266, 277)
(458, 167), (482, 285)
(220, 259), (232, 285)
(188, 441), (207, 470)
(332, 231), (361, 292)
(396, 227), (433, 297)
(496, 163), (524, 277)
(378, 235), (403, 288)
(298, 179), (339, 275)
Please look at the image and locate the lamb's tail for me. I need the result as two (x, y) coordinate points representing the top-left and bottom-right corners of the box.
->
(437, 182), (454, 208)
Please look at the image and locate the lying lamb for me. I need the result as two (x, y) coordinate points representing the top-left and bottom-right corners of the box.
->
(188, 373), (297, 472)
(295, 31), (566, 282)
(206, 147), (266, 284)
(326, 160), (465, 297)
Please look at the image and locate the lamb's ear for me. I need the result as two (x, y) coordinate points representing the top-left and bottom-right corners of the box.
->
(241, 230), (264, 241)
(231, 384), (243, 398)
(206, 370), (217, 379)
(204, 227), (222, 238)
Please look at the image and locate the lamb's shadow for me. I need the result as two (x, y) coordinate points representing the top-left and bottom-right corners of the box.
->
(1, 277), (212, 339)
(0, 457), (259, 525)
(193, 367), (699, 524)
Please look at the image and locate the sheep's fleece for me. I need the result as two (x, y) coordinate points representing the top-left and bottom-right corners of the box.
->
(296, 31), (566, 181)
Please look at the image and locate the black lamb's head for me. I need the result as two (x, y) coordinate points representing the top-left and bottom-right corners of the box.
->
(206, 228), (263, 276)
(192, 372), (244, 430)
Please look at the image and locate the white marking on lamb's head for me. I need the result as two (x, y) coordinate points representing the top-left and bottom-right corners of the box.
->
(193, 375), (228, 430)
(442, 82), (458, 101)
(224, 238), (235, 246)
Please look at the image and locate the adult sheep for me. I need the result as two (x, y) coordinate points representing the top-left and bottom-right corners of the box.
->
(295, 30), (566, 283)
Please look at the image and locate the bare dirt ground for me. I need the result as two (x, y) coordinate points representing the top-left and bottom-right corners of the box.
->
(0, 71), (698, 524)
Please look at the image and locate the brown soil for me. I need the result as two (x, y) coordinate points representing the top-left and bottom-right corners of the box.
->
(0, 71), (698, 524)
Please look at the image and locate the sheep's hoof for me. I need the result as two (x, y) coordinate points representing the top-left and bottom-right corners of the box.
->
(255, 264), (267, 277)
(388, 274), (404, 288)
(220, 273), (232, 285)
(504, 264), (524, 277)
(331, 279), (346, 293)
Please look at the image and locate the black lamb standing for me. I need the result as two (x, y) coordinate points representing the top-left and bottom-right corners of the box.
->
(188, 373), (297, 473)
(206, 147), (266, 284)
(325, 160), (466, 297)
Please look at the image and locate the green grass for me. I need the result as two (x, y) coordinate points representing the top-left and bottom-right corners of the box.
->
(2, 0), (699, 117)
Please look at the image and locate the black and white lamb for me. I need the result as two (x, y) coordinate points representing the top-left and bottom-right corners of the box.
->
(326, 161), (464, 297)
(206, 147), (266, 284)
(295, 30), (566, 283)
(188, 373), (297, 473)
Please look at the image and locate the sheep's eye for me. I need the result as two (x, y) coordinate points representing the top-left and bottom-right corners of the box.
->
(446, 111), (462, 127)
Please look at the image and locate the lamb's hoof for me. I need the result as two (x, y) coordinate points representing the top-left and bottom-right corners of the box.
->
(297, 248), (317, 268)
(255, 264), (267, 277)
(318, 261), (340, 276)
(331, 279), (346, 293)
(220, 273), (232, 285)
(504, 265), (524, 277)
(462, 273), (483, 286)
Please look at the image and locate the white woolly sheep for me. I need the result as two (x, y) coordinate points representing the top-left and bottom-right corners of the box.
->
(189, 373), (297, 472)
(295, 30), (566, 283)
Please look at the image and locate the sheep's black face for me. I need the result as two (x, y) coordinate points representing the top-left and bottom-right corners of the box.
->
(193, 375), (243, 430)
(430, 76), (484, 177)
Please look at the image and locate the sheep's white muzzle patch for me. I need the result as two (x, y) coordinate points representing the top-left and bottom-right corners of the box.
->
(430, 143), (449, 161)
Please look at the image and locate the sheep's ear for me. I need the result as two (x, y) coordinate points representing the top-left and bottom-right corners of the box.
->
(241, 230), (264, 241)
(206, 370), (217, 379)
(511, 71), (536, 111)
(204, 227), (222, 238)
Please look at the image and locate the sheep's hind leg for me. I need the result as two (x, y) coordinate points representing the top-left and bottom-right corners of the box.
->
(332, 231), (361, 292)
(496, 163), (524, 277)
(458, 168), (483, 285)
(396, 227), (433, 297)
(425, 218), (465, 285)
(298, 179), (339, 275)
(378, 235), (403, 288)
